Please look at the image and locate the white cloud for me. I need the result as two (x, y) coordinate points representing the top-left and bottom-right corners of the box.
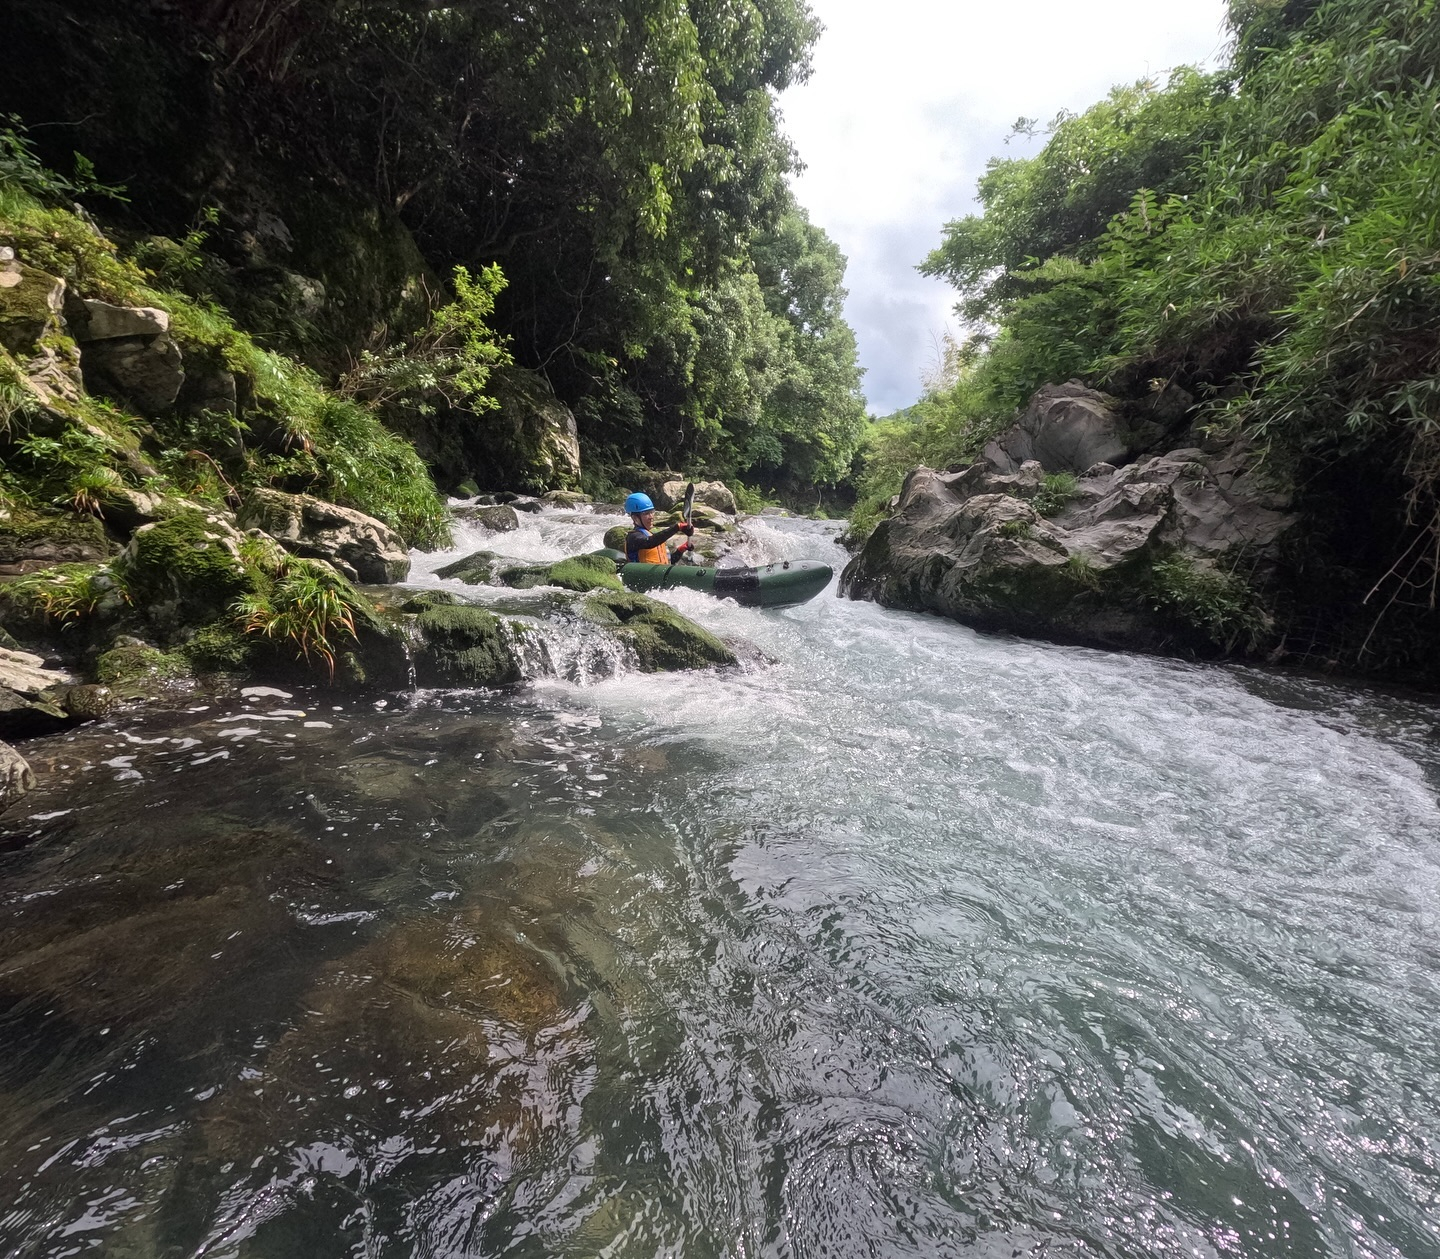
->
(778, 0), (1231, 414)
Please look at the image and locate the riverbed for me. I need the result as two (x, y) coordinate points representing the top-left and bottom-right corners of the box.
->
(2, 510), (1438, 1258)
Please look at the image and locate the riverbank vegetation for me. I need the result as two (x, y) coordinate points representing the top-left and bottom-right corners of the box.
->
(1, 0), (866, 503)
(851, 0), (1440, 672)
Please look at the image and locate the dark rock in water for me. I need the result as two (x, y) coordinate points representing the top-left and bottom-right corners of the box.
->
(411, 605), (522, 688)
(451, 503), (520, 532)
(454, 479), (482, 498)
(434, 550), (500, 585)
(509, 496), (545, 514)
(0, 738), (34, 812)
(0, 686), (72, 739)
(582, 591), (736, 671)
(542, 490), (591, 508)
(395, 590), (459, 612)
(238, 488), (410, 584)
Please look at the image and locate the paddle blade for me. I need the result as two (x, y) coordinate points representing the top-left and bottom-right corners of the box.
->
(682, 481), (695, 522)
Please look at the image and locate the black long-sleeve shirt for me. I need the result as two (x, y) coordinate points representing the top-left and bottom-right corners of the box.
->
(624, 523), (685, 562)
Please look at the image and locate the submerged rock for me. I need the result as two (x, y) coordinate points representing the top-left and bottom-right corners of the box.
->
(238, 488), (410, 584)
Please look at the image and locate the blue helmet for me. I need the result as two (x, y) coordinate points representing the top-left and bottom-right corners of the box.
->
(624, 492), (655, 514)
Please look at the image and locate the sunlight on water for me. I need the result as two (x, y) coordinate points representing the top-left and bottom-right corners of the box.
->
(3, 512), (1439, 1258)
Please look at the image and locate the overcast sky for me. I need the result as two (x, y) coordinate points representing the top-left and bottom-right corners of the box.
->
(777, 0), (1231, 416)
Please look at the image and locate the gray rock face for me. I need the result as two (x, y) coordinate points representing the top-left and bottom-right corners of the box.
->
(0, 647), (83, 740)
(238, 488), (411, 584)
(983, 382), (1153, 476)
(657, 479), (739, 515)
(842, 444), (1295, 652)
(0, 739), (35, 812)
(0, 259), (84, 410)
(484, 366), (582, 491)
(72, 299), (170, 340)
(79, 333), (185, 414)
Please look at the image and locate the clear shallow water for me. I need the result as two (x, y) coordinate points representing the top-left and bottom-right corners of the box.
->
(2, 514), (1440, 1258)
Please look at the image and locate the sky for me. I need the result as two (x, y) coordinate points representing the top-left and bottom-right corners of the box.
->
(777, 0), (1232, 416)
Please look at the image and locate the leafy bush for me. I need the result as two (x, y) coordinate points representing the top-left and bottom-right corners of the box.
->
(1147, 554), (1268, 651)
(234, 557), (364, 677)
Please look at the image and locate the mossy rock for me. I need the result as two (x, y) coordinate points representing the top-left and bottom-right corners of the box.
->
(182, 620), (255, 672)
(582, 591), (735, 671)
(396, 589), (460, 612)
(434, 550), (499, 585)
(411, 604), (521, 688)
(95, 641), (192, 685)
(602, 524), (629, 551)
(0, 504), (114, 566)
(116, 511), (252, 629)
(499, 552), (621, 593)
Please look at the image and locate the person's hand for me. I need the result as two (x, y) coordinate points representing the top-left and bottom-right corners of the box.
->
(674, 541), (692, 555)
(677, 521), (695, 535)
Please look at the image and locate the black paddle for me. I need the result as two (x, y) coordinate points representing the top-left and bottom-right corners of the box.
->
(670, 481), (695, 566)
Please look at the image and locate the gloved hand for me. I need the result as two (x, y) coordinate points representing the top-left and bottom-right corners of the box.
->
(677, 521), (695, 535)
(673, 541), (693, 555)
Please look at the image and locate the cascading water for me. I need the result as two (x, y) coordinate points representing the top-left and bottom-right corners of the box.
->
(2, 507), (1439, 1259)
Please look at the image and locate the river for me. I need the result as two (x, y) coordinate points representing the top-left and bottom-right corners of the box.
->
(2, 508), (1438, 1258)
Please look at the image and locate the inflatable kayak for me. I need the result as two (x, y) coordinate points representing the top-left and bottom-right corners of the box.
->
(596, 549), (832, 609)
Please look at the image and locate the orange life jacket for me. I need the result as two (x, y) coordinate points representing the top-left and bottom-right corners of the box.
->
(633, 532), (670, 564)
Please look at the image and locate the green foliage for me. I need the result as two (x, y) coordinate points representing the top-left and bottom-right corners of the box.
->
(1033, 472), (1079, 517)
(341, 264), (511, 416)
(0, 117), (126, 204)
(1146, 553), (1269, 651)
(995, 519), (1034, 541)
(8, 563), (118, 626)
(234, 557), (363, 677)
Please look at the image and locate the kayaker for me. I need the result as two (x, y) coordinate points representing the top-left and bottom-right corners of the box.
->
(623, 492), (694, 564)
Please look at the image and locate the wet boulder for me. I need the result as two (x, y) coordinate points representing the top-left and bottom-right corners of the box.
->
(451, 503), (519, 532)
(410, 604), (523, 687)
(238, 488), (410, 584)
(0, 645), (83, 739)
(434, 549), (500, 585)
(582, 591), (736, 671)
(497, 553), (622, 593)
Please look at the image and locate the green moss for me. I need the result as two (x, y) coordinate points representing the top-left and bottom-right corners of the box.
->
(95, 642), (191, 685)
(183, 620), (255, 671)
(582, 591), (735, 671)
(603, 524), (629, 551)
(397, 590), (459, 612)
(116, 512), (251, 624)
(499, 552), (622, 593)
(412, 604), (521, 687)
(434, 550), (499, 585)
